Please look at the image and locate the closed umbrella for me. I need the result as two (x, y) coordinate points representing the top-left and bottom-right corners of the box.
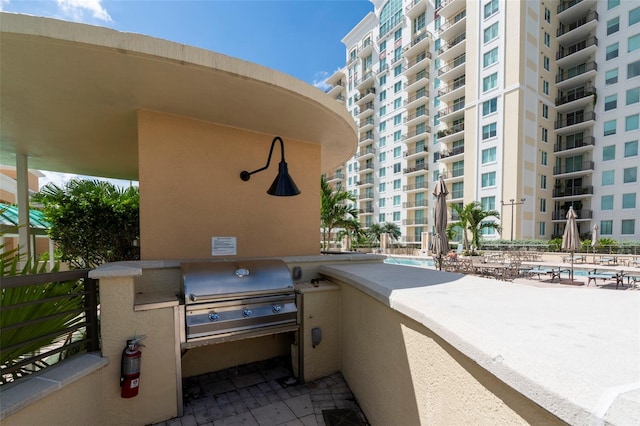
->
(591, 224), (598, 264)
(432, 176), (449, 270)
(561, 206), (581, 281)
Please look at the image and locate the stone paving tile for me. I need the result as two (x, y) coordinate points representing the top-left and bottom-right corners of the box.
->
(250, 401), (297, 426)
(212, 412), (258, 426)
(283, 394), (314, 418)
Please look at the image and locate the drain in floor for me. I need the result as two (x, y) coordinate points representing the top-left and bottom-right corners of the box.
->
(322, 408), (365, 426)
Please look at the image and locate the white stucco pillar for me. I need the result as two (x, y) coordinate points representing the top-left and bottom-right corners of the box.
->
(16, 153), (31, 263)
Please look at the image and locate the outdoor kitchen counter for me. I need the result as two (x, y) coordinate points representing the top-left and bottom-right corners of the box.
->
(318, 262), (640, 426)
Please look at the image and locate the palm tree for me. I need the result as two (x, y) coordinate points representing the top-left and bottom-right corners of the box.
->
(366, 223), (383, 246)
(380, 222), (401, 247)
(336, 218), (365, 251)
(448, 203), (470, 250)
(450, 202), (500, 250)
(320, 176), (358, 250)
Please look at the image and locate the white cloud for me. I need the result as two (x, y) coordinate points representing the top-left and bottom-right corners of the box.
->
(312, 71), (332, 92)
(39, 171), (137, 190)
(56, 0), (112, 23)
(0, 0), (10, 12)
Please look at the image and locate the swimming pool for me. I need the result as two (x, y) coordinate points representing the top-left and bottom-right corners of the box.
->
(384, 257), (435, 268)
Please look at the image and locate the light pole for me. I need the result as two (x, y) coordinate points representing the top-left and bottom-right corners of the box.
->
(501, 198), (526, 241)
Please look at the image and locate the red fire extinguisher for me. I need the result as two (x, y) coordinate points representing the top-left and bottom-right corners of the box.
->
(120, 335), (145, 398)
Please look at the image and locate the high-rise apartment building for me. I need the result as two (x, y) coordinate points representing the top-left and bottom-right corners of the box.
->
(324, 0), (639, 247)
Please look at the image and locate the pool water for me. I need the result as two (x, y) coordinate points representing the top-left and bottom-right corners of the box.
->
(384, 257), (435, 268)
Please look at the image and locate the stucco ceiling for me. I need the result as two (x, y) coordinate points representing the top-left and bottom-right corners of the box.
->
(0, 13), (357, 180)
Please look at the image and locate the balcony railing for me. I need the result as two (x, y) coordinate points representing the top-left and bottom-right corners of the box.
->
(437, 10), (466, 34)
(557, 0), (584, 14)
(553, 185), (594, 197)
(556, 62), (597, 84)
(403, 199), (429, 208)
(1, 270), (99, 384)
(438, 102), (465, 117)
(403, 127), (431, 140)
(403, 182), (429, 191)
(404, 91), (429, 106)
(404, 146), (428, 156)
(438, 76), (466, 97)
(438, 54), (466, 76)
(355, 147), (376, 157)
(403, 164), (429, 174)
(552, 209), (593, 220)
(436, 145), (465, 160)
(554, 111), (595, 130)
(404, 110), (429, 123)
(359, 133), (374, 142)
(403, 218), (429, 225)
(404, 71), (429, 88)
(554, 136), (595, 152)
(437, 32), (466, 55)
(356, 177), (374, 186)
(408, 30), (431, 48)
(553, 160), (594, 175)
(358, 193), (375, 200)
(437, 122), (465, 138)
(556, 36), (597, 61)
(355, 87), (376, 101)
(555, 86), (596, 106)
(405, 52), (432, 69)
(556, 11), (598, 37)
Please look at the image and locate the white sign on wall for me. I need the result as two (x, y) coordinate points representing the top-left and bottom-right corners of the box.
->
(211, 237), (237, 256)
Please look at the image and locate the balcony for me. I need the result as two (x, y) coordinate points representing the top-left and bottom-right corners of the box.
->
(555, 61), (597, 89)
(356, 177), (375, 186)
(355, 87), (376, 105)
(437, 0), (465, 19)
(438, 76), (466, 102)
(403, 30), (431, 57)
(552, 209), (593, 221)
(326, 173), (345, 183)
(556, 37), (598, 67)
(359, 131), (374, 144)
(326, 80), (345, 97)
(403, 199), (428, 209)
(402, 126), (430, 144)
(437, 53), (466, 81)
(403, 181), (429, 192)
(403, 217), (429, 225)
(436, 122), (465, 142)
(403, 51), (431, 77)
(358, 39), (373, 58)
(356, 147), (376, 160)
(358, 192), (375, 200)
(405, 0), (427, 18)
(553, 160), (594, 177)
(404, 91), (429, 109)
(404, 71), (429, 91)
(436, 145), (464, 161)
(554, 136), (595, 154)
(437, 32), (466, 62)
(555, 86), (596, 112)
(557, 0), (597, 22)
(554, 111), (595, 134)
(357, 103), (374, 120)
(556, 11), (598, 45)
(359, 116), (374, 131)
(552, 184), (594, 198)
(404, 109), (429, 127)
(438, 11), (466, 40)
(404, 145), (428, 159)
(404, 164), (429, 175)
(359, 207), (375, 214)
(355, 70), (375, 91)
(438, 102), (465, 122)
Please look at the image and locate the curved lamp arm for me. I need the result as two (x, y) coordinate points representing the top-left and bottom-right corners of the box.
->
(240, 136), (301, 196)
(240, 136), (285, 181)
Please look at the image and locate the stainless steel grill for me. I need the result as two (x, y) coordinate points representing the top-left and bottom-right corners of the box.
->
(181, 259), (298, 347)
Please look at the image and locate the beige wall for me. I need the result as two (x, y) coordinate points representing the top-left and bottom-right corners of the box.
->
(137, 110), (321, 260)
(337, 283), (563, 425)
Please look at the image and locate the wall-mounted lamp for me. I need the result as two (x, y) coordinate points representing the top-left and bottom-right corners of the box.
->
(240, 136), (301, 196)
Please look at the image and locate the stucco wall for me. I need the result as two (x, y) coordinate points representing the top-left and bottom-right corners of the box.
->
(337, 283), (562, 425)
(137, 110), (321, 260)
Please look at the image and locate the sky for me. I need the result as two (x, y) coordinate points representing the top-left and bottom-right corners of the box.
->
(2, 0), (373, 188)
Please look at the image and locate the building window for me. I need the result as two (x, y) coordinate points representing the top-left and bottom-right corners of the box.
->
(378, 214), (385, 222)
(543, 80), (549, 95)
(482, 123), (497, 139)
(380, 106), (387, 116)
(379, 167), (386, 177)
(541, 175), (547, 189)
(393, 130), (402, 141)
(603, 145), (616, 161)
(379, 182), (386, 193)
(625, 140), (638, 157)
(601, 195), (614, 210)
(543, 55), (550, 71)
(483, 47), (498, 68)
(540, 198), (546, 212)
(621, 220), (636, 235)
(481, 196), (496, 211)
(394, 81), (402, 93)
(393, 195), (400, 206)
(393, 179), (401, 189)
(394, 98), (402, 109)
(379, 122), (386, 132)
(542, 127), (548, 142)
(484, 0), (499, 19)
(602, 170), (615, 185)
(481, 172), (496, 188)
(608, 0), (620, 10)
(544, 8), (551, 23)
(623, 167), (637, 183)
(451, 182), (464, 198)
(539, 222), (546, 236)
(629, 34), (640, 53)
(622, 193), (637, 209)
(543, 32), (550, 47)
(380, 90), (387, 101)
(393, 114), (402, 126)
(484, 23), (499, 43)
(629, 60), (640, 78)
(481, 147), (497, 164)
(607, 17), (620, 35)
(627, 88), (640, 105)
(482, 98), (498, 115)
(379, 75), (387, 86)
(541, 151), (548, 165)
(393, 146), (401, 158)
(631, 7), (640, 26)
(393, 211), (401, 221)
(379, 136), (387, 147)
(394, 65), (402, 76)
(604, 120), (616, 136)
(483, 73), (498, 92)
(379, 197), (386, 207)
(604, 94), (617, 111)
(606, 43), (619, 60)
(626, 114), (640, 131)
(605, 68), (619, 85)
(393, 163), (401, 173)
(600, 220), (613, 235)
(542, 104), (549, 118)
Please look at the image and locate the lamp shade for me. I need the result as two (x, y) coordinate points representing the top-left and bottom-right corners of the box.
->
(267, 161), (301, 196)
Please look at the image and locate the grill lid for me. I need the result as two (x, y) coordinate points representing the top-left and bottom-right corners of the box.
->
(181, 259), (294, 304)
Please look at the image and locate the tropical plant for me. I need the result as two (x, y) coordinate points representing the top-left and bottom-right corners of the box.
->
(336, 218), (366, 251)
(448, 202), (500, 250)
(33, 179), (140, 268)
(320, 176), (358, 250)
(0, 237), (85, 384)
(380, 222), (401, 246)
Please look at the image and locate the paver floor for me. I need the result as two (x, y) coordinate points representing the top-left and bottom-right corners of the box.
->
(153, 357), (368, 426)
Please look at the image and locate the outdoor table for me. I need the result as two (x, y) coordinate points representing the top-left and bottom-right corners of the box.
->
(598, 256), (618, 265)
(529, 267), (569, 282)
(587, 269), (624, 289)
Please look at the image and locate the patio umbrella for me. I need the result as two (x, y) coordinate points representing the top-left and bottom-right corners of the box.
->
(561, 206), (581, 281)
(432, 176), (449, 270)
(591, 224), (598, 264)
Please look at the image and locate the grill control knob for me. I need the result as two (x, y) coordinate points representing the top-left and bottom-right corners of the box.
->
(208, 312), (219, 321)
(272, 305), (282, 313)
(235, 268), (250, 278)
(243, 309), (252, 317)
(190, 294), (197, 302)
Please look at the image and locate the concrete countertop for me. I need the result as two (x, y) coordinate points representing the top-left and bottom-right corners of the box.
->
(318, 262), (640, 426)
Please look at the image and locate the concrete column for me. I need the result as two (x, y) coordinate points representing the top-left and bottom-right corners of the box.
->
(16, 153), (31, 263)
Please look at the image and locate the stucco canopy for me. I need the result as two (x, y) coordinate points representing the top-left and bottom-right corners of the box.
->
(0, 13), (357, 180)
